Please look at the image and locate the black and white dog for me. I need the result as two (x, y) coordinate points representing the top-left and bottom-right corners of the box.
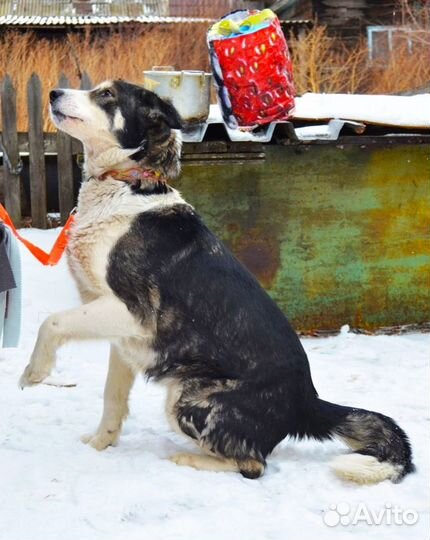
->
(19, 80), (414, 483)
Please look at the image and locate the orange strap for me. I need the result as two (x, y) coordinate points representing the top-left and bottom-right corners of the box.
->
(0, 203), (75, 266)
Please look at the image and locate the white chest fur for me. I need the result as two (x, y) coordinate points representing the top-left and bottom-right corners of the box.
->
(67, 178), (186, 300)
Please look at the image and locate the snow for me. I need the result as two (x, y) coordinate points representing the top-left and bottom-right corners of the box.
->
(0, 228), (429, 540)
(294, 118), (364, 141)
(292, 92), (430, 128)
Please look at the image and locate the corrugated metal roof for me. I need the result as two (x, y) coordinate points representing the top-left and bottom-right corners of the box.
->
(181, 106), (365, 143)
(0, 13), (312, 26)
(0, 14), (213, 25)
(0, 15), (312, 26)
(0, 0), (169, 17)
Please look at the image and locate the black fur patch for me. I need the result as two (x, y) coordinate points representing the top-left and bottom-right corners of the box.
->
(130, 180), (172, 196)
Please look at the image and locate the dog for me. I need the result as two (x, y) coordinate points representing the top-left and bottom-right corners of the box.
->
(19, 80), (414, 483)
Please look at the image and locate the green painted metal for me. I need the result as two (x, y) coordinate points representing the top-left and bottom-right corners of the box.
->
(176, 142), (430, 333)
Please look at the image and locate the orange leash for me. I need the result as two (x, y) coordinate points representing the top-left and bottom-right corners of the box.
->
(0, 203), (75, 266)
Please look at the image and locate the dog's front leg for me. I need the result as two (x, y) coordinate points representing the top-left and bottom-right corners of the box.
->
(81, 344), (136, 450)
(19, 295), (146, 388)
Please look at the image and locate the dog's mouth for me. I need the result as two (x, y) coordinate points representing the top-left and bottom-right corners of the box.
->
(52, 109), (83, 122)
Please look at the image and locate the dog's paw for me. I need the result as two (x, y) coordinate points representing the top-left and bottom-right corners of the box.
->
(18, 364), (49, 389)
(81, 431), (119, 451)
(169, 452), (200, 468)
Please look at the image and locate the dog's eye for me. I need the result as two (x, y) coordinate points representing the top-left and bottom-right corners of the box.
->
(100, 89), (114, 98)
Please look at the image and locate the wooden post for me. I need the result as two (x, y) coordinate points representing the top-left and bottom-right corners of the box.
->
(80, 71), (92, 90)
(56, 73), (75, 224)
(27, 73), (47, 228)
(1, 75), (22, 224)
(0, 168), (4, 204)
(76, 72), (92, 181)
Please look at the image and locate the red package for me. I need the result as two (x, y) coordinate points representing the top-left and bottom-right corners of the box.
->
(208, 11), (295, 128)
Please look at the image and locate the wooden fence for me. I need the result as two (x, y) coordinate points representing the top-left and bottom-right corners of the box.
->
(0, 72), (92, 228)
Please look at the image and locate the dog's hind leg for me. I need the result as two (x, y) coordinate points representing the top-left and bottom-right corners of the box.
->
(167, 380), (267, 478)
(81, 344), (136, 450)
(170, 452), (265, 478)
(19, 295), (148, 388)
(170, 453), (239, 473)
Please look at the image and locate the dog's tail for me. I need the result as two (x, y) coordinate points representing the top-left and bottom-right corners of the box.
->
(302, 398), (414, 484)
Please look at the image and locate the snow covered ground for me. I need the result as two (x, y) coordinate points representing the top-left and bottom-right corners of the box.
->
(0, 228), (429, 540)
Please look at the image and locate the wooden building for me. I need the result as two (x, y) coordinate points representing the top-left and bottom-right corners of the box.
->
(270, 0), (401, 41)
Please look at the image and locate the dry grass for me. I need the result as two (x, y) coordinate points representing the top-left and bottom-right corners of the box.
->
(368, 40), (430, 94)
(398, 0), (430, 47)
(0, 23), (210, 132)
(289, 0), (430, 95)
(289, 26), (370, 94)
(369, 0), (430, 94)
(289, 25), (430, 96)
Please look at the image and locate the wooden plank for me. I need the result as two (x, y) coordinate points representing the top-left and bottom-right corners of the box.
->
(15, 131), (430, 156)
(322, 0), (366, 8)
(182, 141), (264, 154)
(27, 73), (47, 228)
(0, 168), (4, 204)
(77, 72), (92, 181)
(56, 73), (75, 224)
(183, 152), (265, 162)
(17, 132), (83, 155)
(1, 75), (22, 224)
(80, 71), (93, 90)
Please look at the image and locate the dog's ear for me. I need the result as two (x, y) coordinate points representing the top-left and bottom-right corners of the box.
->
(154, 95), (183, 130)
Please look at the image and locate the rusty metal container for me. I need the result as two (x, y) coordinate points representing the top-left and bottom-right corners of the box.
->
(177, 136), (430, 334)
(143, 67), (212, 125)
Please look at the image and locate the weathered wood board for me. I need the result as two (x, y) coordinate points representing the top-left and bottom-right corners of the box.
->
(27, 73), (47, 228)
(1, 76), (22, 224)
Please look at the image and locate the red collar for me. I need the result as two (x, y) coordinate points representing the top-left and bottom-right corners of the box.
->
(99, 167), (164, 184)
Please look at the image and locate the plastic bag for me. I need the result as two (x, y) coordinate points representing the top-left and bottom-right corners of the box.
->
(208, 9), (295, 128)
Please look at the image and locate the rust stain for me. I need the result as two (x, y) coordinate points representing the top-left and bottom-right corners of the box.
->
(357, 146), (430, 331)
(229, 227), (280, 289)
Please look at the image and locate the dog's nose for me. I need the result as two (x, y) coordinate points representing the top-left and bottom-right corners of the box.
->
(49, 89), (64, 104)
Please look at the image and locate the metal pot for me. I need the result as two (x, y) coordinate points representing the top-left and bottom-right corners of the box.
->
(143, 67), (212, 125)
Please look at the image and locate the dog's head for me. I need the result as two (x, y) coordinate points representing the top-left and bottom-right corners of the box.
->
(50, 80), (183, 178)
